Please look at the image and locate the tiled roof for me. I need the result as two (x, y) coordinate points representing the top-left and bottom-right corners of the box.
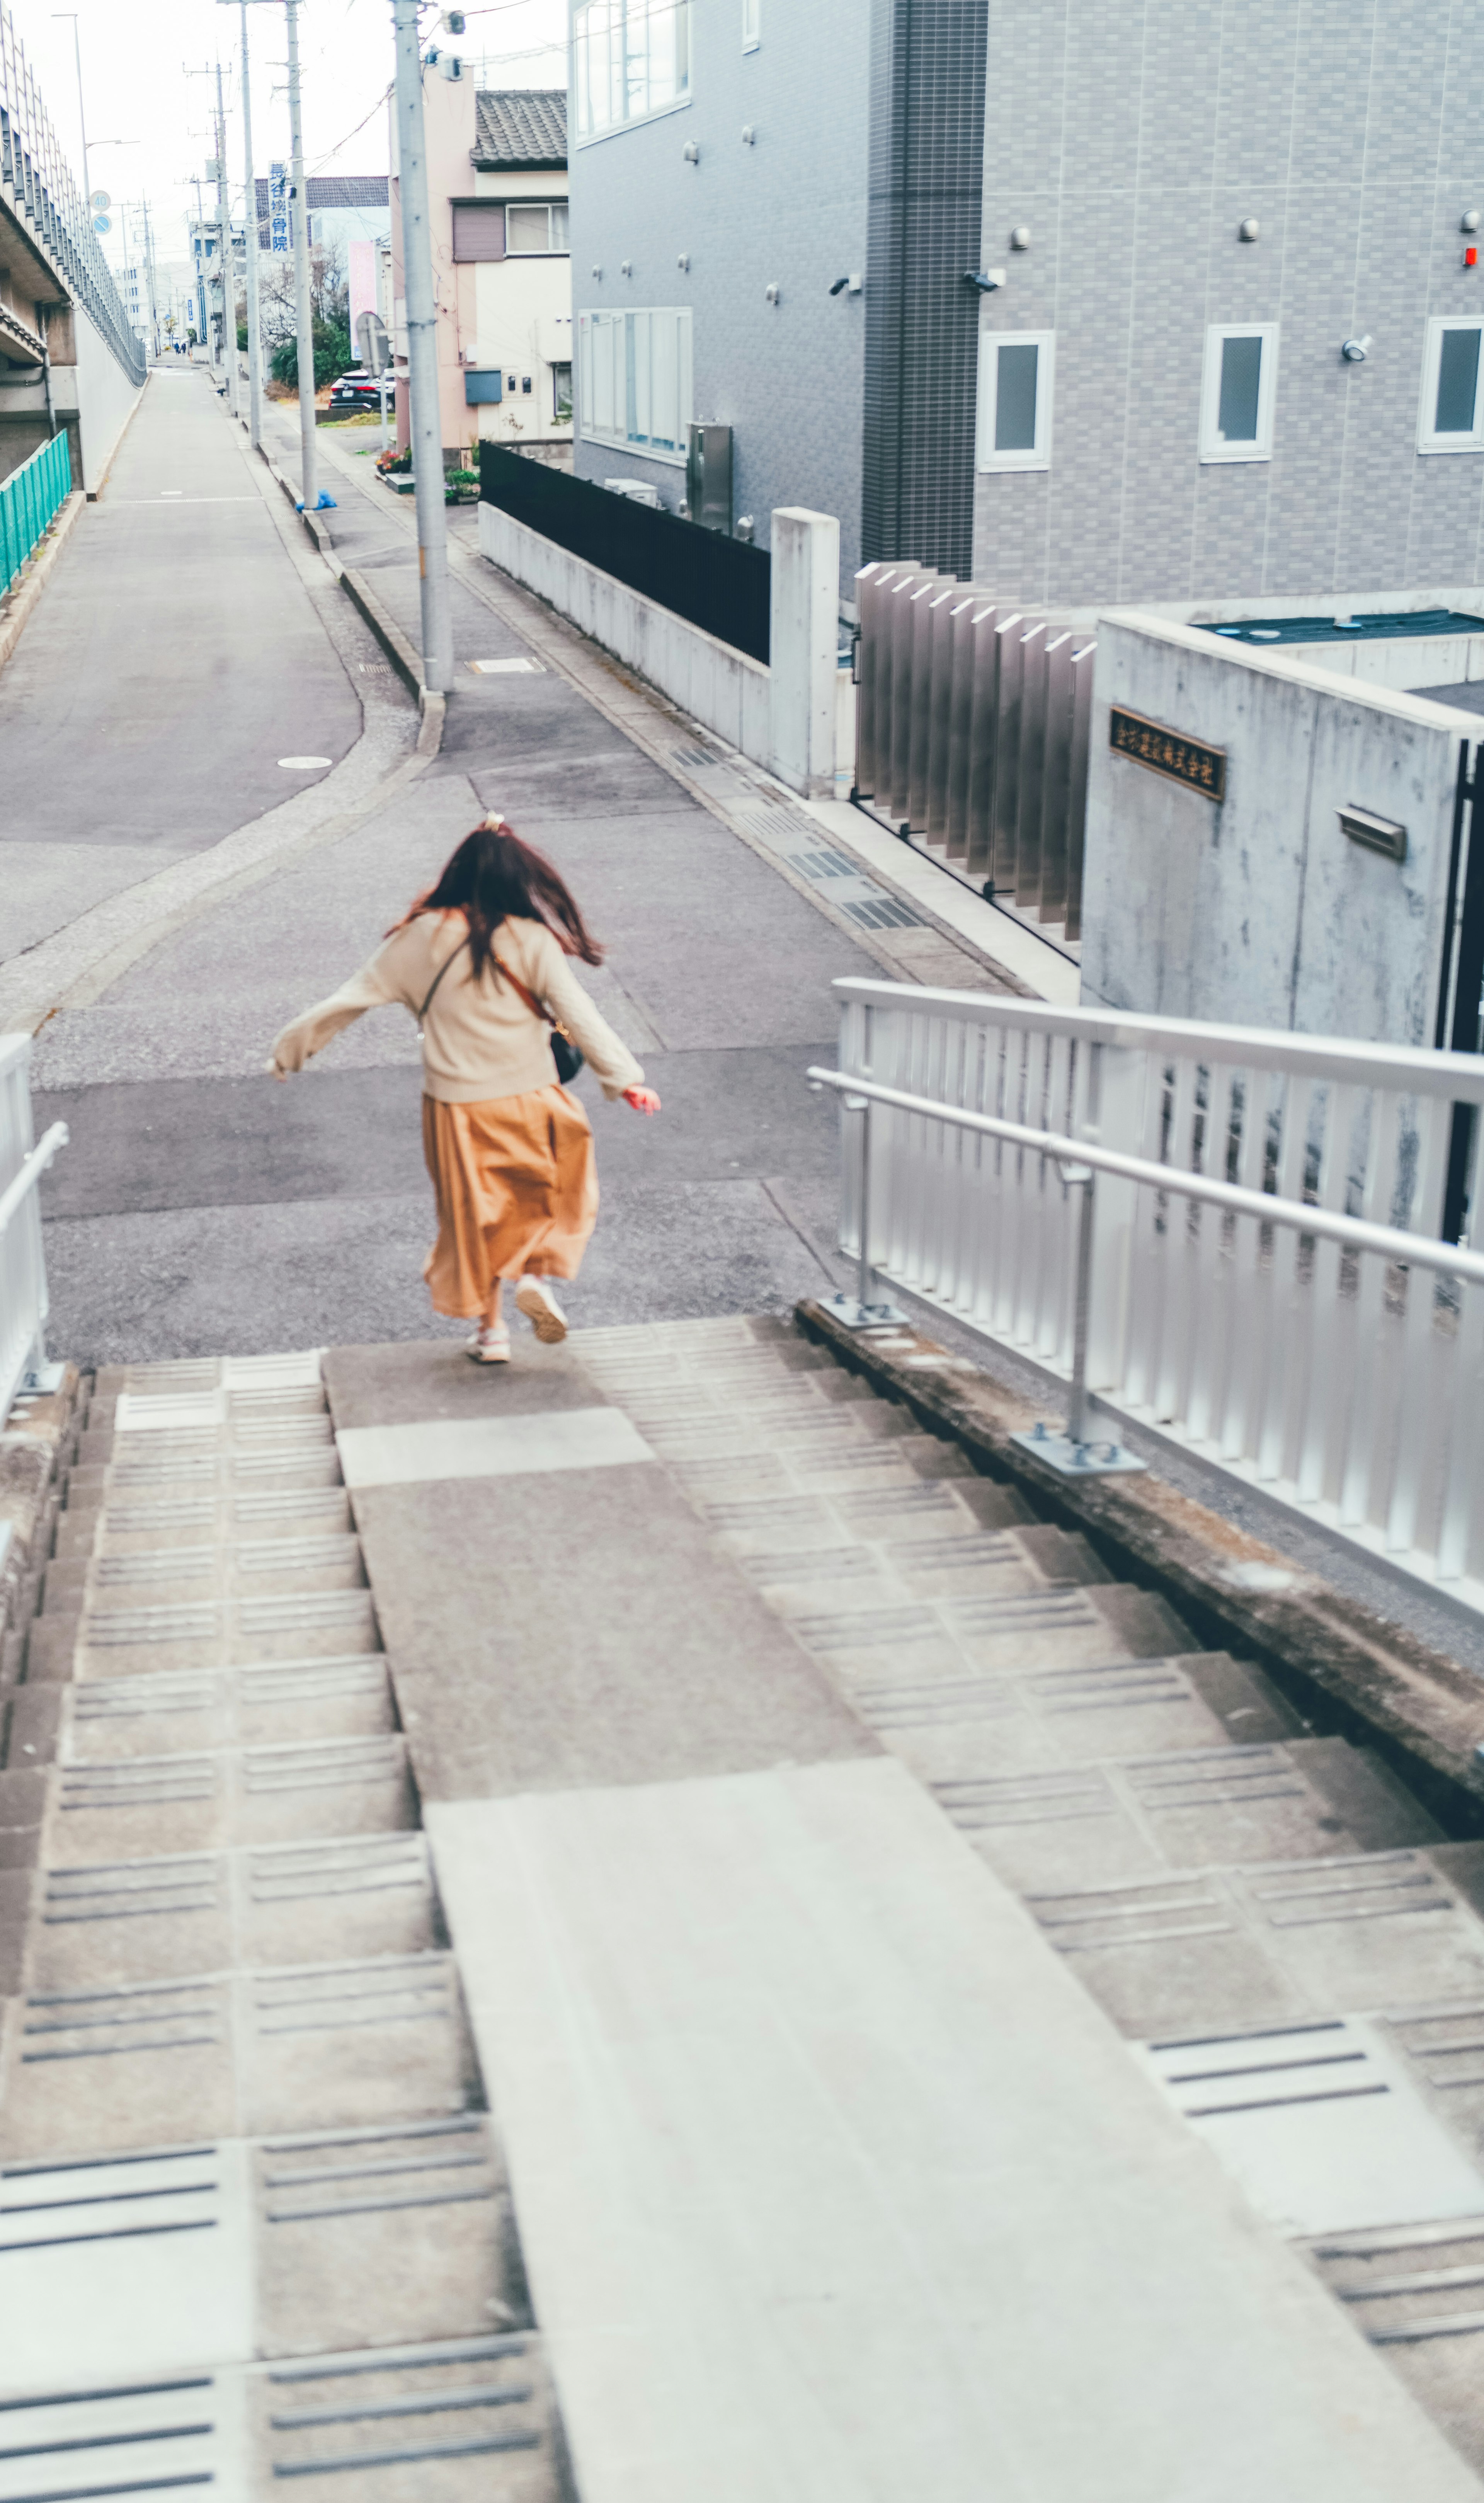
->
(253, 174), (389, 212)
(473, 90), (567, 169)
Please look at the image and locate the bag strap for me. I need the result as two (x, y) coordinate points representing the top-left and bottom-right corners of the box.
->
(492, 955), (550, 1026)
(418, 936), (558, 1034)
(417, 938), (466, 1026)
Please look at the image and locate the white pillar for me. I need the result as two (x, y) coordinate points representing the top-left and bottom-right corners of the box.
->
(768, 506), (839, 799)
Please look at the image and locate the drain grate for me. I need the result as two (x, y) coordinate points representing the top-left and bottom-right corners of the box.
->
(782, 845), (925, 931)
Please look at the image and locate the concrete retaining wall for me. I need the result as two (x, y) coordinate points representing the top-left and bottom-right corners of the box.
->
(478, 499), (772, 764)
(49, 308), (144, 496)
(1081, 611), (1482, 1046)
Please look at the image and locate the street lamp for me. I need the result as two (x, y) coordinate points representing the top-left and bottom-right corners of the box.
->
(50, 14), (90, 209)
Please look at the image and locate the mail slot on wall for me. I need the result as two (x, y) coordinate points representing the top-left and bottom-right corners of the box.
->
(1339, 804), (1407, 863)
(465, 369), (503, 405)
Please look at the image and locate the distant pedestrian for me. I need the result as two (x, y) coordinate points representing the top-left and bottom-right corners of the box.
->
(269, 816), (660, 1362)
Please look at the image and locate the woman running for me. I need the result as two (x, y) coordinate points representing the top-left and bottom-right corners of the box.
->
(269, 815), (660, 1362)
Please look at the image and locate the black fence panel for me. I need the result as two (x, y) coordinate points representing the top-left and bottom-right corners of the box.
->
(478, 445), (771, 665)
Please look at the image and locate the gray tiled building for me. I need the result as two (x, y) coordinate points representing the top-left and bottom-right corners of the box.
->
(569, 0), (1484, 608)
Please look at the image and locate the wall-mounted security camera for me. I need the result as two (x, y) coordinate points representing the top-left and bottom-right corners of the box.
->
(1341, 334), (1373, 362)
(828, 274), (864, 297)
(964, 268), (1007, 292)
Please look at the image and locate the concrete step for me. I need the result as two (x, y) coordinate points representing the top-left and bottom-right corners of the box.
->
(0, 1948), (479, 2158)
(1307, 2219), (1484, 2481)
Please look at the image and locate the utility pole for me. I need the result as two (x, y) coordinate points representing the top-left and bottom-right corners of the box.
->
(141, 198), (160, 360)
(393, 0), (452, 693)
(238, 2), (264, 446)
(285, 0), (317, 508)
(213, 62), (239, 417)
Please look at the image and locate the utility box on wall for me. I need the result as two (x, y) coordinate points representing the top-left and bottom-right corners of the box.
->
(1080, 613), (1481, 1051)
(686, 423), (732, 534)
(465, 370), (503, 405)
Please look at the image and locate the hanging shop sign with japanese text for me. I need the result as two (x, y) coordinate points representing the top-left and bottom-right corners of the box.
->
(269, 161), (289, 254)
(1109, 705), (1227, 803)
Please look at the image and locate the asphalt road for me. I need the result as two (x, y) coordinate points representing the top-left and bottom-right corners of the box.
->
(27, 383), (870, 1360)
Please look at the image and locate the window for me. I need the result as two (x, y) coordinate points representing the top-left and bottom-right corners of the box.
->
(976, 330), (1054, 471)
(1419, 318), (1484, 453)
(506, 202), (570, 255)
(574, 0), (691, 140)
(1199, 324), (1279, 463)
(578, 307), (693, 460)
(553, 361), (573, 422)
(452, 204), (505, 262)
(742, 0), (760, 47)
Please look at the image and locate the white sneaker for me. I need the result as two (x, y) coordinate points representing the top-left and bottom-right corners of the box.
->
(515, 1276), (568, 1344)
(466, 1319), (511, 1364)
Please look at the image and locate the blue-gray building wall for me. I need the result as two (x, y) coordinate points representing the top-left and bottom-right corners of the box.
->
(567, 0), (870, 586)
(974, 0), (1484, 607)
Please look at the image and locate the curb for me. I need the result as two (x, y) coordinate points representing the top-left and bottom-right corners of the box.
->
(259, 444), (444, 759)
(0, 489), (86, 678)
(794, 1294), (1484, 1828)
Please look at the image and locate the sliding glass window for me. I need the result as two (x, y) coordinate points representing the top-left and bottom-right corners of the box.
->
(574, 0), (692, 140)
(579, 308), (693, 460)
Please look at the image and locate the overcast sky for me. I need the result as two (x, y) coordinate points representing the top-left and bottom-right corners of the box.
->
(10, 0), (566, 276)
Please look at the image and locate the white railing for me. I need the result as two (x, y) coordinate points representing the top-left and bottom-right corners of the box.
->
(820, 981), (1484, 1605)
(0, 1034), (67, 1421)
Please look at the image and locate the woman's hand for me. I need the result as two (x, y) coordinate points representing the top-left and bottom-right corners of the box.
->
(623, 1086), (661, 1115)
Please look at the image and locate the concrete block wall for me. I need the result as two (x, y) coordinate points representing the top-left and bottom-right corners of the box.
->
(566, 0), (870, 587)
(478, 499), (771, 759)
(975, 0), (1484, 609)
(1080, 612), (1478, 1045)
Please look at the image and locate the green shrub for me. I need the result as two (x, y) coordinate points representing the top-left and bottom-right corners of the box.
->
(270, 320), (352, 391)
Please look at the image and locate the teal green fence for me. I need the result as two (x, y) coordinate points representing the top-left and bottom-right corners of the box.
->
(0, 433), (72, 596)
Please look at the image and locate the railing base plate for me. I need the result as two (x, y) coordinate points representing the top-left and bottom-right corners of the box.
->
(1011, 1425), (1149, 1478)
(820, 1292), (909, 1332)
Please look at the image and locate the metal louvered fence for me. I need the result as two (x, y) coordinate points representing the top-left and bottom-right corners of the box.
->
(853, 562), (1095, 940)
(823, 978), (1484, 1605)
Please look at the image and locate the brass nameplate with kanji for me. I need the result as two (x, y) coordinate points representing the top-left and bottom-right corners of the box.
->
(1109, 705), (1226, 802)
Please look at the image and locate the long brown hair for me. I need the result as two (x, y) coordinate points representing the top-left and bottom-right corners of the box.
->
(391, 817), (604, 984)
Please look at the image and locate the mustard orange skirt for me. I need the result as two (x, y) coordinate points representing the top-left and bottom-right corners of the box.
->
(421, 1085), (599, 1318)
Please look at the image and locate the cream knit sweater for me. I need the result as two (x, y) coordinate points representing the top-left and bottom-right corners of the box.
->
(269, 911), (645, 1105)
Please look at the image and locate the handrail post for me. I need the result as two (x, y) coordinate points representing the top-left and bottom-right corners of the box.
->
(857, 1093), (875, 1315)
(1065, 1168), (1095, 1446)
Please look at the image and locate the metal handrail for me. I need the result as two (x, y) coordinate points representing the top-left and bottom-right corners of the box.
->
(0, 1120), (68, 1236)
(831, 978), (1484, 1103)
(807, 1068), (1484, 1286)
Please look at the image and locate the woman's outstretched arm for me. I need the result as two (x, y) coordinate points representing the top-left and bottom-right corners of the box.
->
(267, 949), (402, 1078)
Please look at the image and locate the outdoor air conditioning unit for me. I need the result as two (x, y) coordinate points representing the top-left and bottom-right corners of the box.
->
(686, 422), (732, 533)
(604, 478), (661, 507)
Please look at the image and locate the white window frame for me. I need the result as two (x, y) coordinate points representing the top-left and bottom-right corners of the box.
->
(573, 0), (693, 145)
(1199, 322), (1279, 464)
(577, 306), (693, 465)
(504, 202), (570, 257)
(742, 0), (760, 48)
(1418, 316), (1484, 455)
(976, 329), (1055, 473)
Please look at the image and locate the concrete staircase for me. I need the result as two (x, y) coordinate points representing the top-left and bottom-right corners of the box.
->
(3, 1316), (1484, 2496)
(0, 1350), (557, 2500)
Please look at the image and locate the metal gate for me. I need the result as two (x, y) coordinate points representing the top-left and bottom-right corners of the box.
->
(852, 562), (1096, 942)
